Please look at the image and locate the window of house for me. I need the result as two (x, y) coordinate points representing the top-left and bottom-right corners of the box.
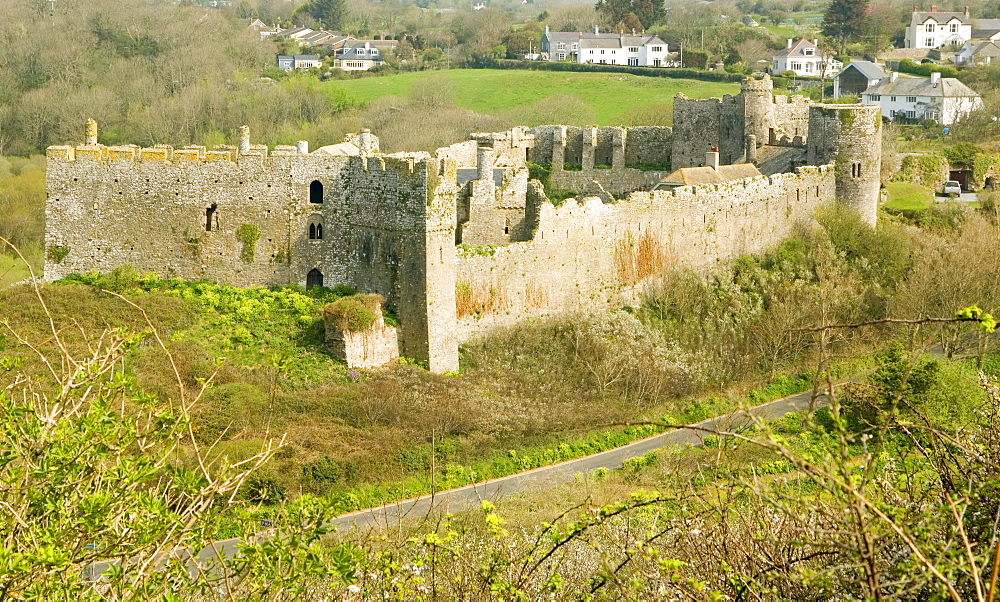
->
(870, 94), (881, 101)
(791, 61), (802, 70)
(557, 52), (566, 60)
(629, 47), (638, 52)
(890, 96), (896, 101)
(557, 42), (565, 50)
(925, 23), (935, 32)
(600, 50), (604, 54)
(907, 96), (917, 102)
(907, 110), (916, 118)
(651, 46), (662, 52)
(310, 180), (323, 204)
(926, 38), (935, 46)
(805, 63), (814, 72)
(950, 22), (958, 32)
(804, 48), (814, 55)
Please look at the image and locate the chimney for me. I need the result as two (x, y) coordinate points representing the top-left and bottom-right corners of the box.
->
(931, 71), (941, 85)
(296, 140), (309, 154)
(964, 6), (969, 15)
(593, 26), (599, 34)
(706, 147), (720, 171)
(931, 5), (937, 11)
(813, 38), (818, 46)
(890, 71), (899, 82)
(544, 25), (549, 34)
(913, 5), (917, 11)
(787, 38), (793, 49)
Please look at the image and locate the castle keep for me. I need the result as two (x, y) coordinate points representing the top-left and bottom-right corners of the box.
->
(44, 75), (882, 373)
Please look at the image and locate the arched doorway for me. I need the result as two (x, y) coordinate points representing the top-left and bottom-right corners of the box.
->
(306, 268), (323, 288)
(310, 180), (323, 204)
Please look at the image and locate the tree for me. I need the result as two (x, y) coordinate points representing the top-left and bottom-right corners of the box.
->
(859, 3), (904, 59)
(595, 0), (664, 31)
(296, 0), (347, 31)
(822, 0), (867, 56)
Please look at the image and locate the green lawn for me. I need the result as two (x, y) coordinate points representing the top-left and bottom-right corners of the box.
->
(0, 253), (32, 288)
(322, 69), (739, 125)
(885, 181), (934, 210)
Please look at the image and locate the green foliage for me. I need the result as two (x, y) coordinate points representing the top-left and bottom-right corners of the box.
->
(681, 50), (710, 70)
(941, 142), (980, 167)
(491, 60), (741, 82)
(49, 245), (70, 263)
(241, 472), (288, 505)
(324, 293), (381, 332)
(295, 0), (347, 30)
(235, 223), (260, 263)
(595, 0), (664, 30)
(457, 244), (497, 257)
(823, 0), (868, 50)
(55, 273), (348, 383)
(817, 204), (912, 289)
(301, 456), (343, 492)
(893, 153), (948, 188)
(897, 58), (960, 79)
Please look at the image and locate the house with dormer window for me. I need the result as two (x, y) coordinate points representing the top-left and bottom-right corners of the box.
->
(333, 42), (385, 71)
(861, 71), (983, 125)
(771, 39), (841, 77)
(540, 27), (670, 66)
(904, 6), (972, 49)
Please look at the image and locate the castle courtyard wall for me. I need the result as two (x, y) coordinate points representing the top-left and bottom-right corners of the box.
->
(454, 166), (835, 340)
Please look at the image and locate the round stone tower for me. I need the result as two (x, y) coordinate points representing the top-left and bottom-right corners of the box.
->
(741, 74), (774, 147)
(806, 104), (882, 227)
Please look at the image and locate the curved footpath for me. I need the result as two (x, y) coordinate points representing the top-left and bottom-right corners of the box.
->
(85, 387), (829, 581)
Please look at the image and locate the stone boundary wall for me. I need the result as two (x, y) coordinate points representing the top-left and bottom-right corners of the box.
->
(455, 165), (835, 340)
(44, 138), (460, 373)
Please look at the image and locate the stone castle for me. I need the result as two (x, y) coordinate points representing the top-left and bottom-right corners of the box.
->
(44, 75), (882, 373)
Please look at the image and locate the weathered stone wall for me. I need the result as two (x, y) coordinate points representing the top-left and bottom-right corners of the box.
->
(671, 76), (812, 169)
(806, 104), (882, 227)
(45, 135), (460, 373)
(526, 126), (672, 196)
(455, 166), (836, 340)
(528, 125), (671, 168)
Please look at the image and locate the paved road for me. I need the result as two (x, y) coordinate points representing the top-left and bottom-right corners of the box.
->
(330, 388), (830, 533)
(83, 387), (830, 581)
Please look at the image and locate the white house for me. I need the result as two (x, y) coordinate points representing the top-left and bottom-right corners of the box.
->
(861, 71), (984, 125)
(276, 55), (322, 71)
(904, 6), (973, 49)
(333, 43), (385, 71)
(771, 39), (842, 77)
(955, 39), (1000, 66)
(540, 27), (670, 67)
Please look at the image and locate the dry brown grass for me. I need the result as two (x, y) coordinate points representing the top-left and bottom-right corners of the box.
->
(614, 232), (665, 284)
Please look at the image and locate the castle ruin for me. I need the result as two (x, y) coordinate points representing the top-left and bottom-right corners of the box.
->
(44, 75), (882, 373)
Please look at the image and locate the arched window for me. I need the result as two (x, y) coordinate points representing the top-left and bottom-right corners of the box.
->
(308, 217), (323, 240)
(310, 180), (323, 204)
(306, 268), (323, 288)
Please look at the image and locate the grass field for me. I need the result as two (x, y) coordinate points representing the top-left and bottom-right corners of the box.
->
(885, 182), (934, 210)
(322, 69), (740, 126)
(0, 253), (32, 287)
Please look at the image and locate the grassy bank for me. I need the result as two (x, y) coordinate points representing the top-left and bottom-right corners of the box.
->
(322, 69), (738, 126)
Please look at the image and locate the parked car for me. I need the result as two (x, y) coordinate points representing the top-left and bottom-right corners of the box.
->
(942, 180), (962, 196)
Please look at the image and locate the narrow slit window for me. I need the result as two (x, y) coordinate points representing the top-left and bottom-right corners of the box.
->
(206, 204), (217, 231)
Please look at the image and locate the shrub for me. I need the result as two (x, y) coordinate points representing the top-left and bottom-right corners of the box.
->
(324, 293), (383, 332)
